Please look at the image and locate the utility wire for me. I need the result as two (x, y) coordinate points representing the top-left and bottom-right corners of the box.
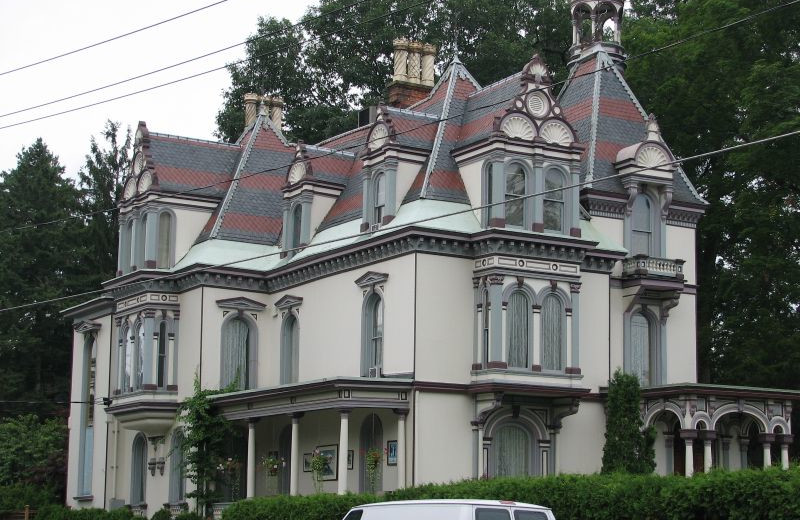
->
(0, 0), (230, 77)
(0, 0), (373, 119)
(0, 126), (797, 315)
(0, 0), (426, 130)
(1, 0), (795, 235)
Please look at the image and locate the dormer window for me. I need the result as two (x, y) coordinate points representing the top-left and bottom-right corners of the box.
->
(505, 166), (525, 227)
(543, 170), (565, 233)
(631, 194), (652, 255)
(291, 205), (302, 250)
(374, 173), (386, 224)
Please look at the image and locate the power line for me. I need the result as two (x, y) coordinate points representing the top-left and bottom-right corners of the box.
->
(0, 0), (374, 120)
(1, 126), (797, 315)
(0, 0), (230, 77)
(0, 0), (427, 130)
(0, 0), (794, 235)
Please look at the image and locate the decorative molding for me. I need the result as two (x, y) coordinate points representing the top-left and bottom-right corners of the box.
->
(216, 296), (267, 312)
(354, 271), (389, 288)
(274, 294), (303, 310)
(74, 320), (101, 333)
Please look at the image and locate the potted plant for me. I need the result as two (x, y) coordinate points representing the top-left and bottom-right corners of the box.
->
(309, 449), (331, 494)
(260, 453), (284, 495)
(364, 447), (384, 493)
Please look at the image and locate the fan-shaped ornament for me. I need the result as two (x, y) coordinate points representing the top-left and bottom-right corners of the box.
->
(288, 162), (306, 184)
(123, 177), (137, 200)
(501, 115), (536, 140)
(637, 145), (669, 169)
(370, 124), (389, 150)
(539, 121), (573, 146)
(138, 171), (153, 193)
(526, 92), (550, 118)
(132, 151), (145, 176)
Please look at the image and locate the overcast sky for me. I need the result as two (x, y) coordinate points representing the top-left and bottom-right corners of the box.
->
(0, 0), (314, 177)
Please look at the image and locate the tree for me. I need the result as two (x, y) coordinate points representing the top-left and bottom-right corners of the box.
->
(602, 370), (656, 474)
(0, 414), (67, 498)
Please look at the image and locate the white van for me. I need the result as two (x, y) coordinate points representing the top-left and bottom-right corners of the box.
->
(342, 499), (555, 520)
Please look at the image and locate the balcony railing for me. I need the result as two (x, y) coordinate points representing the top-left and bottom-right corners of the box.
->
(622, 255), (685, 279)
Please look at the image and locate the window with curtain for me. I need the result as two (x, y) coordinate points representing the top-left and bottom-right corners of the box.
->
(543, 170), (564, 232)
(134, 324), (145, 390)
(631, 195), (652, 256)
(168, 431), (185, 503)
(631, 312), (651, 386)
(363, 295), (383, 376)
(157, 212), (172, 268)
(221, 317), (250, 390)
(281, 315), (299, 384)
(374, 173), (385, 224)
(541, 294), (564, 370)
(507, 291), (529, 368)
(131, 435), (147, 505)
(505, 166), (525, 227)
(291, 205), (302, 250)
(494, 423), (530, 477)
(157, 322), (167, 388)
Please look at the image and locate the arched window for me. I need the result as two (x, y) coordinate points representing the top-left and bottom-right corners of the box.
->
(131, 435), (147, 506)
(168, 430), (185, 504)
(541, 294), (564, 370)
(543, 170), (565, 233)
(631, 195), (652, 256)
(359, 414), (383, 492)
(631, 312), (653, 386)
(281, 315), (299, 384)
(221, 317), (250, 390)
(157, 322), (168, 389)
(494, 423), (531, 477)
(507, 291), (529, 368)
(290, 205), (302, 250)
(374, 173), (386, 225)
(134, 323), (145, 390)
(157, 212), (172, 268)
(505, 165), (525, 227)
(362, 294), (383, 377)
(119, 325), (130, 392)
(137, 214), (148, 269)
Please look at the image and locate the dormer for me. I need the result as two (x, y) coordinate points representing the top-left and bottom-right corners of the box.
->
(360, 105), (431, 232)
(281, 143), (346, 258)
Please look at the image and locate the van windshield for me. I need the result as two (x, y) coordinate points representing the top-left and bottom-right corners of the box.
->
(343, 510), (363, 520)
(475, 508), (511, 520)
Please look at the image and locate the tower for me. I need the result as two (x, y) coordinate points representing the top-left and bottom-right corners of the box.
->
(569, 0), (625, 64)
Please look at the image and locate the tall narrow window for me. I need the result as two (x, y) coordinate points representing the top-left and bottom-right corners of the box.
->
(168, 431), (185, 504)
(137, 214), (148, 269)
(631, 195), (652, 256)
(157, 212), (172, 268)
(79, 335), (96, 495)
(221, 318), (250, 390)
(127, 220), (135, 270)
(157, 322), (167, 388)
(131, 435), (147, 505)
(362, 294), (383, 376)
(126, 328), (135, 391)
(494, 424), (530, 477)
(119, 326), (130, 392)
(541, 294), (564, 370)
(374, 173), (385, 225)
(507, 291), (529, 368)
(543, 171), (564, 232)
(120, 220), (132, 274)
(631, 312), (651, 385)
(134, 324), (145, 390)
(281, 315), (299, 384)
(482, 289), (490, 366)
(505, 166), (525, 227)
(291, 205), (302, 250)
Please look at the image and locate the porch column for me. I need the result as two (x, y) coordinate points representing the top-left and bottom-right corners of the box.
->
(721, 436), (731, 470)
(739, 438), (749, 469)
(337, 410), (350, 495)
(664, 433), (674, 475)
(680, 429), (697, 477)
(760, 433), (775, 469)
(246, 419), (258, 498)
(487, 275), (504, 366)
(779, 435), (793, 470)
(702, 431), (715, 473)
(290, 413), (303, 495)
(395, 410), (408, 489)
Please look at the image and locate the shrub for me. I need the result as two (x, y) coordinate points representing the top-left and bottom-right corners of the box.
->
(174, 511), (203, 520)
(0, 484), (57, 512)
(36, 505), (134, 520)
(151, 508), (172, 520)
(222, 493), (376, 520)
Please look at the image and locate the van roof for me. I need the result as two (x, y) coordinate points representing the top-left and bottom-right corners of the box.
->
(357, 499), (550, 510)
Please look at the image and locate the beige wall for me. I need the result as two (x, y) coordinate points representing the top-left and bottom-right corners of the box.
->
(413, 391), (474, 484)
(665, 293), (698, 384)
(558, 402), (605, 474)
(580, 273), (611, 391)
(666, 224), (697, 285)
(172, 207), (213, 265)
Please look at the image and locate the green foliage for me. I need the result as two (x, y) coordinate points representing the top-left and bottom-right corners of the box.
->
(601, 370), (655, 474)
(177, 376), (236, 515)
(150, 508), (172, 520)
(36, 505), (134, 520)
(174, 512), (203, 520)
(0, 484), (57, 513)
(220, 469), (800, 520)
(0, 414), (67, 497)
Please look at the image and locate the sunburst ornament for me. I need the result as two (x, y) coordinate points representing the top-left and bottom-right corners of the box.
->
(637, 145), (669, 169)
(138, 171), (153, 193)
(539, 121), (572, 146)
(123, 177), (137, 200)
(370, 124), (389, 150)
(288, 162), (306, 184)
(501, 116), (536, 140)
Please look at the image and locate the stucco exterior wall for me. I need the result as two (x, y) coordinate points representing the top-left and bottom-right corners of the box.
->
(412, 391), (473, 485)
(172, 207), (214, 265)
(666, 224), (697, 285)
(665, 293), (697, 383)
(557, 401), (605, 474)
(579, 272), (611, 391)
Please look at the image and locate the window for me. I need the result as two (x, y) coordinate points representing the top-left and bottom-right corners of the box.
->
(221, 317), (250, 390)
(168, 431), (185, 503)
(482, 289), (490, 366)
(134, 323), (145, 390)
(505, 165), (525, 227)
(343, 511), (363, 520)
(374, 173), (385, 225)
(494, 424), (530, 477)
(543, 170), (564, 232)
(125, 327), (135, 391)
(137, 214), (148, 269)
(476, 509), (511, 520)
(541, 294), (564, 371)
(514, 512), (548, 520)
(631, 312), (653, 386)
(281, 315), (299, 384)
(157, 322), (167, 388)
(507, 291), (529, 368)
(79, 335), (96, 495)
(631, 195), (652, 256)
(131, 435), (147, 505)
(291, 205), (302, 250)
(362, 294), (383, 376)
(157, 212), (172, 268)
(127, 220), (135, 270)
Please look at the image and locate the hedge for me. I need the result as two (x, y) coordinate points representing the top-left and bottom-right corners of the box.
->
(0, 484), (58, 513)
(222, 467), (800, 520)
(36, 505), (134, 520)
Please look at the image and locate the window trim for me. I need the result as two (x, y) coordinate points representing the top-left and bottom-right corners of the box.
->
(537, 289), (569, 372)
(542, 168), (568, 234)
(155, 209), (176, 269)
(220, 312), (258, 390)
(624, 188), (664, 258)
(625, 306), (662, 387)
(131, 434), (148, 506)
(504, 288), (534, 369)
(361, 290), (385, 377)
(168, 430), (186, 504)
(280, 311), (300, 385)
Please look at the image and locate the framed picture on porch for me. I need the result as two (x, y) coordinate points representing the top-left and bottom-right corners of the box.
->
(303, 453), (312, 472)
(387, 440), (398, 466)
(316, 444), (338, 481)
(347, 450), (354, 470)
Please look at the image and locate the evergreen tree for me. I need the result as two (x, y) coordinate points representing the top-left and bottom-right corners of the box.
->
(601, 369), (656, 474)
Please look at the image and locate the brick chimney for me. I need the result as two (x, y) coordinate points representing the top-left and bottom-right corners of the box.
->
(387, 39), (437, 108)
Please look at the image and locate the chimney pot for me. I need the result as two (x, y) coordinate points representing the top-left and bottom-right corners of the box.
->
(407, 41), (423, 84)
(421, 44), (437, 87)
(243, 93), (260, 130)
(392, 38), (410, 83)
(271, 96), (284, 128)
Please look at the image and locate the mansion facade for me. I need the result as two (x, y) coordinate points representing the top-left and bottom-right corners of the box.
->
(65, 1), (796, 514)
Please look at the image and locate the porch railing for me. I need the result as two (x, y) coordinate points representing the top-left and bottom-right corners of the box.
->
(622, 255), (684, 279)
